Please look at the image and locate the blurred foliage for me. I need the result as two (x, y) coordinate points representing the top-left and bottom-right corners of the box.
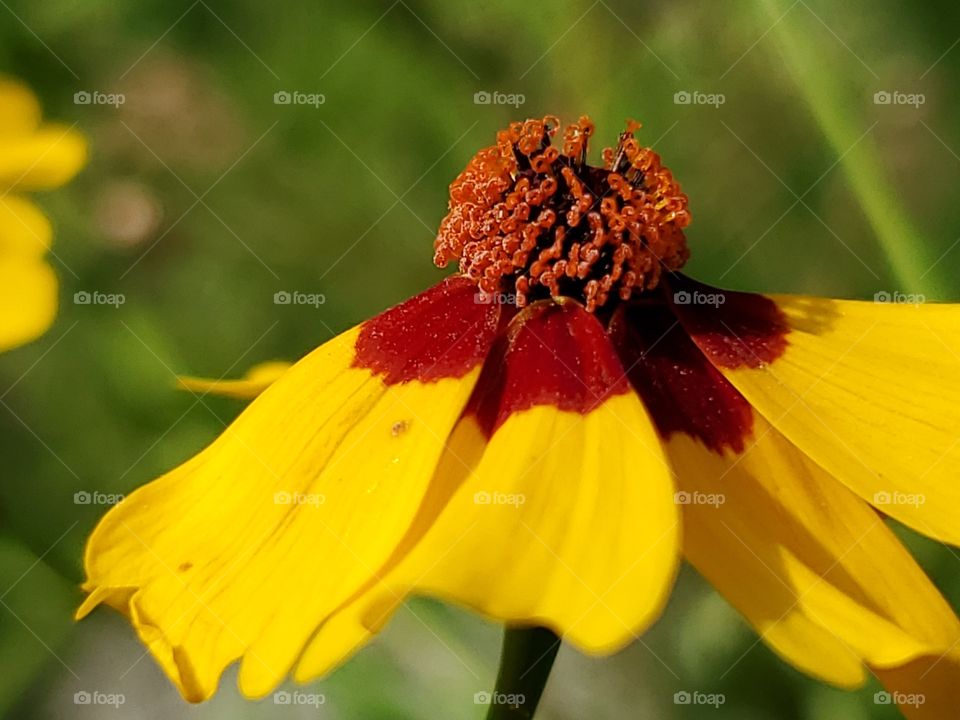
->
(1, 0), (959, 717)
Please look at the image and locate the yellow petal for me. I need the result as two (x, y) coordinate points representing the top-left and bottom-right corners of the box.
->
(0, 197), (56, 351)
(674, 285), (960, 547)
(79, 277), (501, 701)
(0, 257), (57, 353)
(295, 413), (488, 677)
(0, 77), (41, 136)
(79, 328), (484, 700)
(297, 393), (680, 681)
(177, 361), (292, 399)
(874, 650), (960, 719)
(0, 123), (87, 191)
(673, 412), (960, 688)
(0, 196), (53, 257)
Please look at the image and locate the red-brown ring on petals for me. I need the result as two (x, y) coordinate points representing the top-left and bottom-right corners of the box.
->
(466, 299), (631, 437)
(353, 276), (502, 384)
(665, 274), (789, 369)
(609, 300), (756, 454)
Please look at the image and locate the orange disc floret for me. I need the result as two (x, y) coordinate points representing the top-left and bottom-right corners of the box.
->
(434, 115), (691, 312)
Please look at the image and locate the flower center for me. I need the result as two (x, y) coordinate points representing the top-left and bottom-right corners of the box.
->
(434, 116), (691, 312)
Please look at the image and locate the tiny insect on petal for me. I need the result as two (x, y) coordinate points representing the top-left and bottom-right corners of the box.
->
(78, 277), (501, 701)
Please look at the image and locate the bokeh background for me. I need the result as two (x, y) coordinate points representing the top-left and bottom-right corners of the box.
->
(2, 0), (960, 717)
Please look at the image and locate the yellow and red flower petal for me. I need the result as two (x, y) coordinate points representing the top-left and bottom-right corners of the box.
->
(177, 361), (293, 399)
(294, 299), (681, 682)
(0, 196), (57, 351)
(78, 276), (501, 701)
(668, 274), (960, 547)
(614, 301), (960, 693)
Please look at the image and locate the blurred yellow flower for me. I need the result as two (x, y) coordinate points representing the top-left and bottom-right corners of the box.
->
(0, 77), (87, 352)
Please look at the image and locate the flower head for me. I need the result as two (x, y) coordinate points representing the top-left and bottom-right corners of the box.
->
(0, 77), (87, 352)
(80, 117), (960, 718)
(434, 116), (690, 311)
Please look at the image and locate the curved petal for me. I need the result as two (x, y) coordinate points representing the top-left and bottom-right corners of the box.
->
(0, 196), (52, 256)
(78, 277), (500, 701)
(672, 414), (960, 688)
(670, 275), (960, 547)
(0, 258), (57, 352)
(0, 77), (41, 136)
(0, 197), (57, 351)
(177, 361), (293, 399)
(612, 297), (960, 689)
(0, 123), (87, 191)
(295, 300), (680, 681)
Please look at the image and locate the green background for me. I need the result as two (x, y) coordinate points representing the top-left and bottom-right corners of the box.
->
(2, 0), (959, 717)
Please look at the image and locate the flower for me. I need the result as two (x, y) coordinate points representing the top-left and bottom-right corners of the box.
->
(79, 116), (960, 717)
(0, 77), (87, 352)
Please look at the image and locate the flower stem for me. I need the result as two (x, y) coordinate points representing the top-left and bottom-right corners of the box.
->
(485, 626), (560, 720)
(759, 0), (945, 297)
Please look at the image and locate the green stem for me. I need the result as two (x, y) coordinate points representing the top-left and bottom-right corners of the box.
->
(485, 626), (560, 720)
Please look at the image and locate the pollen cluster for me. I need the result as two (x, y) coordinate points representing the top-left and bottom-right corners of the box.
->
(434, 116), (691, 312)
